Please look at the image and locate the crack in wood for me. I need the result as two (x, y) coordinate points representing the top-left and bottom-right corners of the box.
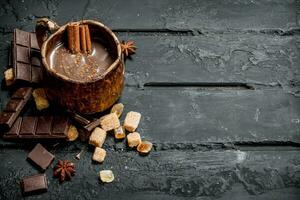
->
(113, 28), (300, 36)
(143, 82), (254, 90)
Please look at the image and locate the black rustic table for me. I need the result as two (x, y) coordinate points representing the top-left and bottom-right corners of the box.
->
(0, 0), (300, 199)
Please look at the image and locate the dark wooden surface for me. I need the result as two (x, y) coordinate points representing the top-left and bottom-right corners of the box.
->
(0, 0), (300, 199)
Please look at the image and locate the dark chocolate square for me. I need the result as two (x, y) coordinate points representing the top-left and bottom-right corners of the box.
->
(31, 52), (42, 67)
(20, 117), (37, 135)
(20, 173), (48, 196)
(0, 112), (14, 124)
(16, 62), (31, 81)
(36, 116), (53, 135)
(15, 29), (30, 47)
(5, 99), (24, 112)
(30, 33), (39, 50)
(27, 143), (54, 171)
(6, 117), (22, 135)
(31, 66), (43, 83)
(52, 117), (70, 136)
(11, 87), (32, 99)
(16, 45), (30, 63)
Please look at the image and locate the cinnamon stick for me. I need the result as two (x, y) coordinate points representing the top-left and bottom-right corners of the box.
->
(84, 25), (92, 54)
(67, 25), (74, 53)
(73, 24), (80, 53)
(79, 25), (87, 54)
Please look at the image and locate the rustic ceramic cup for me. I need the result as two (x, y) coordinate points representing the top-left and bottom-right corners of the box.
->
(36, 18), (124, 114)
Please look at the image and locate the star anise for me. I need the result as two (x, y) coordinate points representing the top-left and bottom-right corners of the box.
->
(53, 160), (75, 182)
(120, 40), (136, 58)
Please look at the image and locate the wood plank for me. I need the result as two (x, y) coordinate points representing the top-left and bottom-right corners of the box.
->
(119, 34), (300, 91)
(0, 88), (299, 144)
(118, 87), (300, 143)
(0, 0), (298, 32)
(0, 147), (299, 199)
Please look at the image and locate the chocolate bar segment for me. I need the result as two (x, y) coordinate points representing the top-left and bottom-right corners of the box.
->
(20, 117), (38, 136)
(3, 116), (70, 140)
(0, 87), (32, 131)
(36, 116), (53, 135)
(27, 143), (54, 171)
(13, 29), (43, 84)
(20, 174), (48, 196)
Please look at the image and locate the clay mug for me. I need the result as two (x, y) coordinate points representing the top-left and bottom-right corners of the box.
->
(35, 18), (124, 114)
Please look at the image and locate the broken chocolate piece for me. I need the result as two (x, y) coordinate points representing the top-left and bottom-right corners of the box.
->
(0, 87), (32, 131)
(3, 116), (70, 140)
(20, 174), (48, 196)
(83, 118), (101, 132)
(27, 143), (55, 171)
(68, 111), (90, 126)
(13, 29), (43, 84)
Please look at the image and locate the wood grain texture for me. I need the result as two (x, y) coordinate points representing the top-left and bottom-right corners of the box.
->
(119, 34), (300, 93)
(116, 87), (300, 143)
(0, 146), (299, 199)
(0, 0), (299, 199)
(0, 0), (298, 32)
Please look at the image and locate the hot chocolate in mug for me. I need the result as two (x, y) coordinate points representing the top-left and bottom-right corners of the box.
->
(36, 18), (124, 114)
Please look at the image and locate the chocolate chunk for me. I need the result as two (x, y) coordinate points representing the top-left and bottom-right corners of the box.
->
(68, 111), (91, 126)
(20, 174), (48, 196)
(13, 29), (43, 84)
(0, 87), (32, 131)
(3, 116), (70, 140)
(84, 118), (102, 132)
(27, 143), (54, 171)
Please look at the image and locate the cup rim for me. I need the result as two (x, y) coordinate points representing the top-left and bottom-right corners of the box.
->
(40, 20), (122, 84)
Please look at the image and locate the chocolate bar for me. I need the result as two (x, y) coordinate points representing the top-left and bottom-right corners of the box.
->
(13, 29), (43, 84)
(3, 116), (70, 140)
(27, 143), (55, 171)
(20, 174), (48, 196)
(0, 87), (32, 131)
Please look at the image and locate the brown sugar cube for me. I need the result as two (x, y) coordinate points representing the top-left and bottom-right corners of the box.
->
(110, 103), (124, 118)
(100, 113), (120, 131)
(89, 127), (107, 147)
(137, 141), (153, 154)
(124, 111), (141, 132)
(66, 125), (79, 141)
(127, 132), (141, 148)
(4, 68), (14, 86)
(32, 88), (49, 110)
(114, 126), (126, 139)
(92, 147), (106, 163)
